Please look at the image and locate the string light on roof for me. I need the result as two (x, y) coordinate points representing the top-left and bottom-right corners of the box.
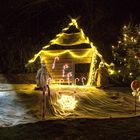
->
(27, 18), (104, 64)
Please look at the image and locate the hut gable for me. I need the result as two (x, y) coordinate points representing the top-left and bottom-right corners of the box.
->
(27, 18), (110, 85)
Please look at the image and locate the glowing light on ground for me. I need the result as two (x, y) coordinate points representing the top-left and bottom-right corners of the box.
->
(57, 95), (77, 111)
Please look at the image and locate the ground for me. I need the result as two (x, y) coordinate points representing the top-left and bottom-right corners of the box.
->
(0, 83), (140, 139)
(0, 117), (140, 140)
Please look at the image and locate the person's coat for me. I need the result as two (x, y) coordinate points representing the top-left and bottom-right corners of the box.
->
(36, 67), (50, 88)
(95, 66), (109, 88)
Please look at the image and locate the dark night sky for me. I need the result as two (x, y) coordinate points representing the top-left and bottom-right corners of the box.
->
(0, 0), (140, 44)
(0, 0), (140, 72)
(1, 0), (140, 37)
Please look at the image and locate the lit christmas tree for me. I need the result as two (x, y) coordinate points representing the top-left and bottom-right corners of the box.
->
(112, 23), (140, 84)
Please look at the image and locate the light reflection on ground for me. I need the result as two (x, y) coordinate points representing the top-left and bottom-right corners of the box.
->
(0, 84), (38, 127)
(0, 84), (140, 127)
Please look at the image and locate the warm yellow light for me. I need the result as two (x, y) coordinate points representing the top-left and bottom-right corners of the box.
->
(124, 37), (127, 41)
(87, 53), (97, 85)
(129, 72), (133, 76)
(112, 45), (115, 49)
(108, 69), (116, 75)
(71, 18), (78, 28)
(118, 70), (121, 73)
(57, 95), (77, 111)
(134, 39), (137, 43)
(43, 45), (50, 49)
(80, 29), (85, 38)
(28, 49), (93, 64)
(41, 49), (92, 58)
(124, 34), (127, 37)
(124, 58), (126, 61)
(28, 52), (42, 63)
(27, 18), (112, 86)
(62, 27), (69, 32)
(27, 18), (104, 65)
(123, 25), (127, 29)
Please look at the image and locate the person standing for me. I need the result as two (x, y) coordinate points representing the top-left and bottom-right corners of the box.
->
(36, 62), (51, 89)
(95, 62), (109, 88)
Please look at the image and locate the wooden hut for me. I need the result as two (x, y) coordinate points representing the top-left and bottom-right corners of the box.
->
(28, 18), (107, 85)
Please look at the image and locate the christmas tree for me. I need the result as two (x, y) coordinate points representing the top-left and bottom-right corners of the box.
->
(112, 23), (140, 84)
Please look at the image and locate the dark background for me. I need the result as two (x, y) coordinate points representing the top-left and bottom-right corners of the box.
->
(0, 0), (140, 73)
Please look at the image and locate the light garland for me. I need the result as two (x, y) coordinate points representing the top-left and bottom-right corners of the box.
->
(27, 18), (113, 86)
(40, 49), (92, 58)
(28, 18), (103, 64)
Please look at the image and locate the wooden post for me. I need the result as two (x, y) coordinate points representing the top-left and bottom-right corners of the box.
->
(41, 85), (51, 119)
(46, 85), (50, 97)
(135, 94), (136, 115)
(42, 87), (46, 119)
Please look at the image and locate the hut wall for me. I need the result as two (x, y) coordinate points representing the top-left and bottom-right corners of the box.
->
(40, 48), (93, 84)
